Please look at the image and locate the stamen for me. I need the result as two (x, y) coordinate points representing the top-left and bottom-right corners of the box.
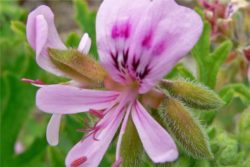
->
(70, 156), (87, 167)
(21, 78), (45, 85)
(89, 109), (104, 119)
(79, 121), (103, 141)
(78, 122), (99, 140)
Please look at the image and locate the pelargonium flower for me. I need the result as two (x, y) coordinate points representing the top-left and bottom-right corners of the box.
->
(26, 0), (203, 166)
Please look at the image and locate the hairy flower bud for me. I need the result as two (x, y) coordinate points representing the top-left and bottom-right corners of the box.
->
(48, 48), (107, 87)
(160, 79), (224, 110)
(120, 117), (143, 167)
(159, 97), (214, 159)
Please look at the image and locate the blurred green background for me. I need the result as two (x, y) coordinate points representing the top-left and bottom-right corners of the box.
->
(0, 0), (249, 167)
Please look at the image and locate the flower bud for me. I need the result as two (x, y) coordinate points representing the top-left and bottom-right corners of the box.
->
(120, 117), (143, 167)
(160, 80), (224, 110)
(48, 48), (107, 87)
(159, 97), (214, 159)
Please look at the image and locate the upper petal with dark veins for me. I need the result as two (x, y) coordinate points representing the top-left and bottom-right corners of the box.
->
(96, 0), (203, 93)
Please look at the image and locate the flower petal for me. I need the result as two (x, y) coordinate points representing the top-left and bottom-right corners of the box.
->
(78, 33), (92, 54)
(27, 5), (66, 75)
(96, 0), (151, 84)
(114, 103), (132, 163)
(131, 101), (178, 163)
(65, 104), (125, 167)
(96, 0), (202, 93)
(46, 114), (62, 146)
(96, 0), (150, 42)
(138, 0), (203, 92)
(36, 84), (119, 114)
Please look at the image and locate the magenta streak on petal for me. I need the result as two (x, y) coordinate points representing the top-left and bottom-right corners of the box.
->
(152, 40), (166, 56)
(70, 156), (87, 167)
(141, 32), (152, 48)
(111, 22), (131, 39)
(112, 24), (120, 39)
(66, 98), (126, 167)
(78, 94), (126, 141)
(121, 49), (129, 68)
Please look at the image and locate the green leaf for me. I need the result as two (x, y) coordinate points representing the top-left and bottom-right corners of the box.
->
(160, 79), (224, 110)
(0, 75), (10, 117)
(191, 23), (233, 88)
(13, 136), (47, 167)
(73, 0), (97, 58)
(193, 160), (210, 167)
(159, 97), (214, 159)
(219, 83), (250, 105)
(173, 155), (194, 167)
(0, 73), (37, 167)
(64, 115), (85, 144)
(237, 107), (250, 149)
(166, 63), (195, 81)
(192, 22), (211, 61)
(120, 116), (144, 167)
(11, 20), (26, 39)
(212, 132), (241, 166)
(65, 32), (81, 48)
(154, 163), (173, 167)
(47, 147), (65, 167)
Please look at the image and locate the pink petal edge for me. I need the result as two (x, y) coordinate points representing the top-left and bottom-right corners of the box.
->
(132, 101), (178, 163)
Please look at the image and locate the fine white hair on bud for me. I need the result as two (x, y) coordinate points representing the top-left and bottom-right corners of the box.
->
(159, 97), (214, 160)
(159, 79), (225, 110)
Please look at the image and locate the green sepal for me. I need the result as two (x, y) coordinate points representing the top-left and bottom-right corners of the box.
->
(159, 97), (214, 159)
(160, 79), (224, 110)
(48, 48), (107, 87)
(120, 116), (144, 167)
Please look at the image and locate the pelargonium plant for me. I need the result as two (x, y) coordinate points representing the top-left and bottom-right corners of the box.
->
(199, 0), (249, 40)
(24, 0), (224, 166)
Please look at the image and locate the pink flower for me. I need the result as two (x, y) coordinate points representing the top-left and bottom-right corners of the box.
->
(26, 0), (203, 166)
